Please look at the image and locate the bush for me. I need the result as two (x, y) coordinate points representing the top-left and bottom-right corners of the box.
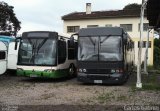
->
(154, 46), (160, 68)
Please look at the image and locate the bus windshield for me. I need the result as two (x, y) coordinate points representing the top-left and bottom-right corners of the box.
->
(78, 36), (122, 61)
(18, 38), (56, 66)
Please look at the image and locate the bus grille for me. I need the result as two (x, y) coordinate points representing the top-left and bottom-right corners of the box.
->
(86, 69), (111, 74)
(78, 61), (123, 69)
(87, 75), (109, 80)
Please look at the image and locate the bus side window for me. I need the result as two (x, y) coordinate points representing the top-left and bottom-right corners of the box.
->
(74, 42), (78, 59)
(127, 42), (130, 51)
(131, 42), (134, 51)
(58, 40), (66, 64)
(68, 40), (76, 60)
(0, 51), (6, 60)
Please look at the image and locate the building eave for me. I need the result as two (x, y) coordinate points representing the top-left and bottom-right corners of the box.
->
(62, 15), (147, 21)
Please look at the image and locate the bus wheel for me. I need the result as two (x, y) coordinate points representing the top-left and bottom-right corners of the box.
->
(68, 64), (76, 77)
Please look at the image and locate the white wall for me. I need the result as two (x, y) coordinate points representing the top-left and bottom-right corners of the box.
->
(63, 17), (154, 38)
(63, 17), (154, 65)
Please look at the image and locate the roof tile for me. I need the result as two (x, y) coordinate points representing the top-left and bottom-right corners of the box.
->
(62, 9), (146, 20)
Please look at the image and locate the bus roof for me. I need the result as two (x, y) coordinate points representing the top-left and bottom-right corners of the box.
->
(22, 31), (75, 40)
(78, 27), (125, 37)
(22, 31), (58, 38)
(0, 35), (15, 43)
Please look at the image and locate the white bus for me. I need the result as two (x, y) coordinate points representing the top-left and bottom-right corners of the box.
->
(15, 31), (77, 78)
(0, 41), (7, 75)
(0, 36), (18, 75)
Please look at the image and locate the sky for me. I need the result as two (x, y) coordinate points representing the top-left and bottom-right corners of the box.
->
(3, 0), (142, 34)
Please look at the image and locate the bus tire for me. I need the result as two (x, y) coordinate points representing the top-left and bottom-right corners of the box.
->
(68, 64), (76, 78)
(7, 70), (17, 76)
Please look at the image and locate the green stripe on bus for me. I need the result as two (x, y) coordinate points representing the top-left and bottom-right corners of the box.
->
(17, 69), (69, 78)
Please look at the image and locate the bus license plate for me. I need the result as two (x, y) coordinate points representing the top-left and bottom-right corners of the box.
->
(30, 74), (38, 77)
(94, 80), (102, 84)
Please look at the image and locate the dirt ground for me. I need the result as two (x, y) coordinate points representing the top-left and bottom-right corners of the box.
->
(0, 73), (160, 111)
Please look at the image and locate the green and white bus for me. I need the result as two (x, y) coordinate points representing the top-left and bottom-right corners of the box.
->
(16, 31), (77, 78)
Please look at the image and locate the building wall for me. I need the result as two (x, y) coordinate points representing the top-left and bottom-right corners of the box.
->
(63, 17), (154, 65)
(132, 37), (154, 66)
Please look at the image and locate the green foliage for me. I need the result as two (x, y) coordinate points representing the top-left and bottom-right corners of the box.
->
(154, 38), (160, 68)
(154, 46), (160, 68)
(131, 73), (160, 91)
(123, 3), (141, 10)
(0, 1), (21, 36)
(154, 38), (160, 48)
(147, 65), (154, 70)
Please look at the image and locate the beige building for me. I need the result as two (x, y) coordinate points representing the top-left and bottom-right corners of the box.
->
(62, 3), (154, 65)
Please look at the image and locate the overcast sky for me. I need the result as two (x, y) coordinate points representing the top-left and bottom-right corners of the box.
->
(4, 0), (142, 34)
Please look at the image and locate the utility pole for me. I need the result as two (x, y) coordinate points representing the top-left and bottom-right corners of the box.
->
(144, 28), (151, 75)
(136, 0), (147, 88)
(159, 29), (160, 39)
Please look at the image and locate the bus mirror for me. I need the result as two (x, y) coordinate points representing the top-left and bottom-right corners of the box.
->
(70, 37), (74, 46)
(15, 41), (18, 50)
(14, 37), (21, 50)
(127, 42), (130, 50)
(70, 33), (78, 46)
(70, 36), (74, 41)
(124, 38), (127, 45)
(71, 33), (78, 39)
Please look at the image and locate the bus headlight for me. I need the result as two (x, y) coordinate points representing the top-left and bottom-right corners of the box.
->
(116, 69), (119, 73)
(111, 69), (123, 73)
(111, 69), (116, 73)
(83, 69), (87, 72)
(79, 69), (83, 72)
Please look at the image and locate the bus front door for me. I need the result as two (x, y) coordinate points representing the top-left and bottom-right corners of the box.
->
(7, 42), (19, 70)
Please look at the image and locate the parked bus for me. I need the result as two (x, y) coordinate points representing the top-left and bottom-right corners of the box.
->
(75, 27), (134, 84)
(15, 31), (77, 78)
(0, 41), (7, 75)
(0, 35), (18, 75)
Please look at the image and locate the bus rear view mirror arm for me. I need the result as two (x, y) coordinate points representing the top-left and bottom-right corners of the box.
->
(15, 37), (22, 50)
(70, 33), (78, 45)
(71, 33), (78, 40)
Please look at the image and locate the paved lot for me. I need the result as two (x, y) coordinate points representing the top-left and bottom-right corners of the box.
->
(0, 74), (160, 111)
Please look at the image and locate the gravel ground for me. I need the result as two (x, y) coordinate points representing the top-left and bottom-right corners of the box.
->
(0, 73), (160, 111)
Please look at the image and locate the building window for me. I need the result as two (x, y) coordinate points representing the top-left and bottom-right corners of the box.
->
(138, 41), (151, 48)
(138, 23), (149, 31)
(87, 25), (98, 28)
(120, 24), (132, 32)
(105, 24), (112, 27)
(67, 26), (80, 33)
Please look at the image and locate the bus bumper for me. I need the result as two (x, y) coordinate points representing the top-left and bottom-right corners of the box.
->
(77, 73), (128, 84)
(16, 69), (68, 79)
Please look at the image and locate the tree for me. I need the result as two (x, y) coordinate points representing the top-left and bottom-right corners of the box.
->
(123, 3), (141, 10)
(0, 1), (21, 36)
(154, 38), (160, 68)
